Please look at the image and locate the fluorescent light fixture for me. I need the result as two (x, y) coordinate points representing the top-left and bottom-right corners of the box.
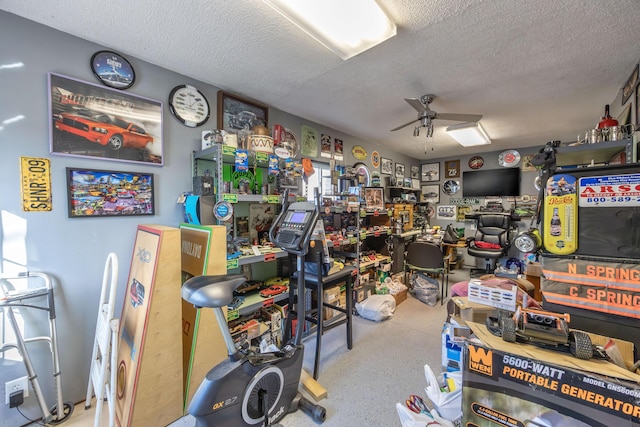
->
(263, 0), (396, 60)
(446, 122), (491, 147)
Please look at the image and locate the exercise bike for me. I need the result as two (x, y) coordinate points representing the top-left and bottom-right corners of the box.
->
(181, 189), (326, 427)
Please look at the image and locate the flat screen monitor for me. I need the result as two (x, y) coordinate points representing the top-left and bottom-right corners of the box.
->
(462, 168), (520, 197)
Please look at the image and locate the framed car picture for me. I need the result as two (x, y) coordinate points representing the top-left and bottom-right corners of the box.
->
(381, 157), (393, 175)
(395, 162), (405, 179)
(217, 90), (268, 130)
(49, 73), (163, 166)
(421, 184), (439, 203)
(421, 162), (440, 182)
(66, 167), (154, 218)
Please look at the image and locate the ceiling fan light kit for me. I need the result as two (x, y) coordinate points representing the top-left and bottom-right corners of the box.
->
(446, 121), (491, 147)
(263, 0), (396, 60)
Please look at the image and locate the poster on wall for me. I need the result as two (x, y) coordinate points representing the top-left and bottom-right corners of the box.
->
(301, 125), (319, 157)
(48, 73), (163, 166)
(334, 138), (343, 161)
(436, 204), (456, 220)
(249, 203), (275, 244)
(321, 133), (332, 158)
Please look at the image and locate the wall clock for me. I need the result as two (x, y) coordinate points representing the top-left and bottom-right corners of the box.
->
(468, 155), (484, 169)
(91, 50), (135, 89)
(169, 84), (210, 127)
(498, 149), (521, 167)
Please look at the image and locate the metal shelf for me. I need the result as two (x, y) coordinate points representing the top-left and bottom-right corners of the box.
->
(555, 138), (633, 167)
(232, 289), (290, 317)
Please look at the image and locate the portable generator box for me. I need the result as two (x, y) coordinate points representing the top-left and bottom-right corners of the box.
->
(462, 340), (640, 426)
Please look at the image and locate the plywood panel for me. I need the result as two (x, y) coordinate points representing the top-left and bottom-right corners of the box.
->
(115, 225), (183, 427)
(179, 224), (228, 411)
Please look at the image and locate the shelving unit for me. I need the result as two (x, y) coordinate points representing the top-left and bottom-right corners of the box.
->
(555, 138), (635, 167)
(191, 144), (300, 348)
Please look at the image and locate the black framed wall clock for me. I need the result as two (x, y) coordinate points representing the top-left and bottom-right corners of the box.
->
(90, 50), (135, 89)
(169, 84), (210, 127)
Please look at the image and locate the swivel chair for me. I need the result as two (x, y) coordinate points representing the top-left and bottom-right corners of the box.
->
(466, 213), (512, 276)
(404, 241), (451, 305)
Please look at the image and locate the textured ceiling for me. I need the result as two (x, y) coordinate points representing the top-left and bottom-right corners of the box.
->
(2, 0), (639, 160)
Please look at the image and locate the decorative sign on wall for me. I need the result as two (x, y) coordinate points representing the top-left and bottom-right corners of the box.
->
(351, 145), (367, 160)
(371, 150), (380, 168)
(321, 133), (332, 158)
(20, 156), (52, 212)
(301, 125), (319, 157)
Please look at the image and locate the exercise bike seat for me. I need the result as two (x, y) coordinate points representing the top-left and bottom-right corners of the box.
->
(182, 274), (246, 308)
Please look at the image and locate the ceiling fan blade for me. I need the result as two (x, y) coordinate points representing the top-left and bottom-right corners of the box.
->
(435, 113), (483, 122)
(390, 119), (418, 131)
(405, 98), (426, 113)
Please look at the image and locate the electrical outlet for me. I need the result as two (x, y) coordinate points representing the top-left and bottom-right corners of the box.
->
(5, 377), (28, 405)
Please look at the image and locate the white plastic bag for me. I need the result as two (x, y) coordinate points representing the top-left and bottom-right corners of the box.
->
(396, 402), (432, 427)
(355, 294), (396, 321)
(424, 364), (462, 422)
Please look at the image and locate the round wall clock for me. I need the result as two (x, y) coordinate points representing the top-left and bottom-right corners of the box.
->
(169, 84), (210, 127)
(468, 155), (484, 169)
(91, 50), (135, 89)
(498, 149), (521, 167)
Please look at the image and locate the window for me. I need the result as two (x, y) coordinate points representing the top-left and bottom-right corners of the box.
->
(303, 161), (332, 201)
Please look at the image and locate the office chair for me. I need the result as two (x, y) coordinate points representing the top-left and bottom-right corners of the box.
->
(404, 241), (451, 305)
(466, 213), (512, 276)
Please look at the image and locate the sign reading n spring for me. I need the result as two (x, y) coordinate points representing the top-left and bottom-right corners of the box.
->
(20, 156), (52, 211)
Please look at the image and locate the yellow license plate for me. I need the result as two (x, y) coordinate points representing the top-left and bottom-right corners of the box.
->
(20, 157), (52, 211)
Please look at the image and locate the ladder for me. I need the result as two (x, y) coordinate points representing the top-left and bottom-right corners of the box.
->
(85, 253), (119, 427)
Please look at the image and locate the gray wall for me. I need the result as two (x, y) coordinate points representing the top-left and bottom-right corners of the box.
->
(0, 11), (416, 424)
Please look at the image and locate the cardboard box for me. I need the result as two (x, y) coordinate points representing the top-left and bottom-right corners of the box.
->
(462, 320), (640, 426)
(353, 286), (367, 303)
(392, 272), (405, 284)
(467, 279), (517, 311)
(392, 288), (408, 306)
(448, 297), (497, 326)
(463, 342), (640, 426)
(323, 287), (341, 320)
(526, 261), (542, 277)
(261, 305), (283, 332)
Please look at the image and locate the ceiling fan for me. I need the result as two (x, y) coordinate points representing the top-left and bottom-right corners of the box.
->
(390, 94), (482, 137)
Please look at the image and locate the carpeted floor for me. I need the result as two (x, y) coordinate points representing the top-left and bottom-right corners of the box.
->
(170, 268), (470, 427)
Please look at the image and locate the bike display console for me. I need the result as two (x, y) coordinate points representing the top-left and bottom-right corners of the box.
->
(272, 202), (318, 252)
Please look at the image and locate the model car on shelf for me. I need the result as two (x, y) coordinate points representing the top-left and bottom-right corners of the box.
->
(227, 296), (245, 310)
(259, 285), (288, 298)
(264, 276), (290, 287)
(233, 280), (267, 296)
(53, 108), (154, 151)
(486, 306), (593, 360)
